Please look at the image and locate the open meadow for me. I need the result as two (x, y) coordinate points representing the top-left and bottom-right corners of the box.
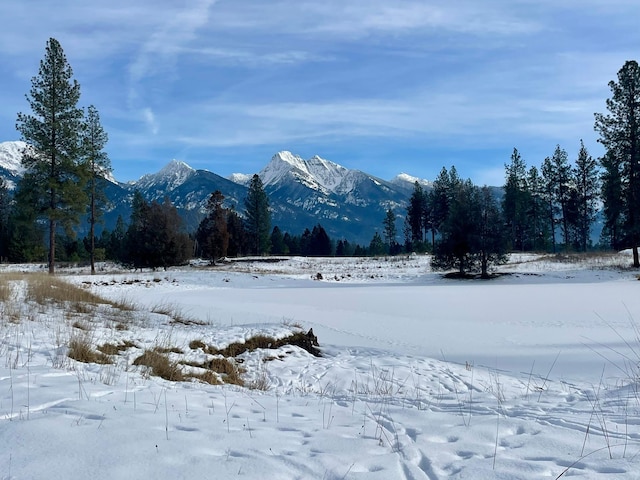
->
(2, 253), (640, 479)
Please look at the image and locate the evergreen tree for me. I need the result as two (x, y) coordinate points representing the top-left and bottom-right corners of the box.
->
(226, 208), (248, 257)
(244, 174), (271, 255)
(0, 179), (10, 261)
(541, 156), (558, 253)
(270, 226), (286, 255)
(383, 208), (397, 251)
(125, 195), (191, 269)
(405, 182), (426, 247)
(550, 145), (573, 250)
(80, 105), (110, 274)
(196, 190), (230, 264)
(430, 167), (451, 243)
(108, 214), (127, 262)
(502, 148), (529, 251)
(432, 180), (508, 276)
(368, 232), (385, 256)
(432, 179), (479, 275)
(309, 224), (332, 256)
(599, 150), (624, 249)
(526, 166), (550, 251)
(572, 140), (600, 251)
(595, 60), (640, 266)
(15, 38), (86, 274)
(477, 186), (509, 278)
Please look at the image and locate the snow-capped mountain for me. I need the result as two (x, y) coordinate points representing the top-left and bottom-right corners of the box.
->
(0, 141), (26, 187)
(391, 173), (431, 188)
(0, 143), (424, 244)
(227, 173), (252, 186)
(133, 160), (196, 197)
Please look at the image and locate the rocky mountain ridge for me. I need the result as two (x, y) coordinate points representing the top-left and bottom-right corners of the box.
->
(0, 141), (430, 244)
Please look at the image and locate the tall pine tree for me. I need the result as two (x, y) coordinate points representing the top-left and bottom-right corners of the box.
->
(81, 105), (110, 274)
(16, 38), (86, 274)
(572, 140), (599, 251)
(244, 174), (271, 255)
(595, 60), (640, 266)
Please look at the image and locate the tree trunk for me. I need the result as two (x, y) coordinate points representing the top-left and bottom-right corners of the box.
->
(90, 179), (96, 275)
(481, 252), (489, 279)
(634, 245), (639, 268)
(49, 219), (55, 274)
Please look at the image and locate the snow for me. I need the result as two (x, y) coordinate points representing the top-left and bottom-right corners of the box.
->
(134, 159), (195, 192)
(260, 151), (354, 195)
(3, 253), (640, 479)
(392, 172), (432, 188)
(228, 173), (253, 186)
(0, 141), (26, 177)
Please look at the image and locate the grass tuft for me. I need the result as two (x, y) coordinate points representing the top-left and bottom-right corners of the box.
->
(68, 335), (112, 364)
(133, 350), (184, 381)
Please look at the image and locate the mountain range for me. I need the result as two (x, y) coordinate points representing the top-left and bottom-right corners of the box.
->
(0, 142), (429, 244)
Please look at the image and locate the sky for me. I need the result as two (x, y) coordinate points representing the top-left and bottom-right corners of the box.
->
(0, 1), (638, 185)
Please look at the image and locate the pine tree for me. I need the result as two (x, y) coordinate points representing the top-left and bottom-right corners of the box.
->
(270, 226), (286, 255)
(502, 148), (529, 251)
(405, 182), (426, 247)
(526, 165), (550, 251)
(244, 174), (271, 255)
(599, 150), (624, 249)
(541, 157), (558, 253)
(572, 140), (600, 251)
(196, 190), (230, 264)
(432, 179), (479, 275)
(309, 224), (332, 256)
(226, 208), (247, 257)
(383, 208), (397, 251)
(550, 145), (573, 250)
(369, 232), (385, 256)
(81, 105), (110, 274)
(125, 195), (191, 269)
(595, 60), (640, 266)
(15, 38), (86, 274)
(477, 186), (509, 278)
(0, 179), (10, 261)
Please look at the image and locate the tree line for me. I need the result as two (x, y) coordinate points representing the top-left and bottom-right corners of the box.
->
(2, 39), (640, 273)
(395, 59), (640, 273)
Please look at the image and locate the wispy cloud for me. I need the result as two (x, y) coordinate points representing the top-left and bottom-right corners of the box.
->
(142, 108), (159, 135)
(0, 0), (639, 182)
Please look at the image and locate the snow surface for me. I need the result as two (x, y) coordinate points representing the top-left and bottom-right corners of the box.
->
(3, 253), (640, 479)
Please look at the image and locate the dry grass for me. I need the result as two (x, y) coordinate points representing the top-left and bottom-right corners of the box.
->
(151, 302), (206, 326)
(97, 340), (136, 356)
(68, 334), (112, 364)
(183, 357), (245, 386)
(133, 349), (184, 381)
(0, 278), (13, 303)
(72, 320), (91, 331)
(192, 331), (321, 358)
(27, 274), (107, 306)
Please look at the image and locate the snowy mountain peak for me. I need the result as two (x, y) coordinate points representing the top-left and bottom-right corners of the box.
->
(134, 159), (195, 192)
(391, 173), (431, 188)
(228, 172), (253, 186)
(0, 141), (27, 177)
(260, 151), (351, 194)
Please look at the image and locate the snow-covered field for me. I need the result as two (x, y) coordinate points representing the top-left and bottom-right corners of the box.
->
(3, 253), (640, 479)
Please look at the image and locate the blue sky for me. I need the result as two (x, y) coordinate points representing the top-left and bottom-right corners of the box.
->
(0, 1), (638, 185)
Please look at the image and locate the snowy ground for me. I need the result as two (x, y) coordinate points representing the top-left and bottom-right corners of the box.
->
(3, 253), (640, 479)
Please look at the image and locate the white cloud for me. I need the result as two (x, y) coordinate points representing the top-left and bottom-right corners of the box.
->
(142, 108), (159, 135)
